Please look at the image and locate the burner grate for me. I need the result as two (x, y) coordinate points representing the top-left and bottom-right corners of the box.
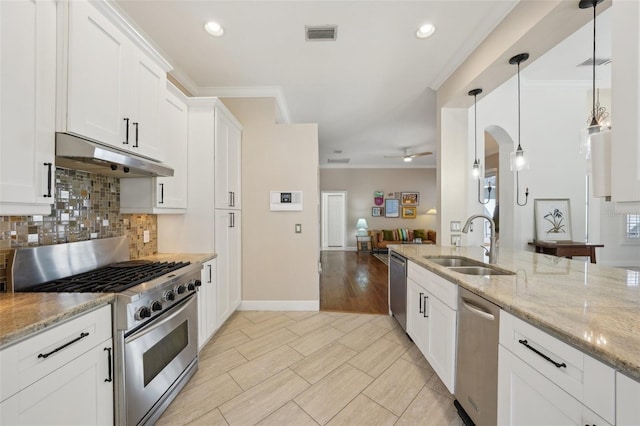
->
(26, 261), (191, 293)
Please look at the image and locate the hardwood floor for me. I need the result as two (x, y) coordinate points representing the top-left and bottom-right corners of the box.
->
(319, 251), (388, 314)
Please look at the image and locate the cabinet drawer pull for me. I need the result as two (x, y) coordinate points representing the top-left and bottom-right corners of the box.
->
(518, 339), (567, 368)
(159, 183), (164, 204)
(104, 347), (113, 382)
(207, 264), (212, 283)
(43, 162), (53, 197)
(132, 122), (139, 147)
(419, 292), (424, 313)
(123, 118), (130, 144)
(423, 295), (429, 318)
(38, 332), (89, 359)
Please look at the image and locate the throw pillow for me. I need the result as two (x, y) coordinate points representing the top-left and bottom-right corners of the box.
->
(413, 229), (427, 240)
(382, 230), (394, 241)
(427, 230), (436, 243)
(397, 228), (409, 241)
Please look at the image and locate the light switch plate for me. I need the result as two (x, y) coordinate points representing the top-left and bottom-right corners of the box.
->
(295, 224), (302, 233)
(450, 221), (461, 232)
(451, 234), (461, 246)
(143, 230), (150, 243)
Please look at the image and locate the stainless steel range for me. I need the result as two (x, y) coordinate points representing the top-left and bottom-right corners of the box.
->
(9, 237), (202, 425)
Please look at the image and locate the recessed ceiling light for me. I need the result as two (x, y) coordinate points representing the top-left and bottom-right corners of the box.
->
(416, 23), (435, 39)
(205, 21), (224, 37)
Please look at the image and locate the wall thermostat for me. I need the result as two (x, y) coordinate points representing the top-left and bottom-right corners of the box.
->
(270, 191), (303, 211)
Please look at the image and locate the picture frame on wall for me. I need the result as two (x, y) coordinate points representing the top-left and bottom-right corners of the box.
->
(401, 206), (417, 218)
(534, 198), (572, 242)
(372, 207), (384, 217)
(385, 199), (400, 218)
(401, 192), (420, 206)
(373, 191), (384, 206)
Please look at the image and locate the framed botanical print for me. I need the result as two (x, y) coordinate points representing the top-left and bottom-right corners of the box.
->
(534, 198), (572, 242)
(401, 192), (419, 206)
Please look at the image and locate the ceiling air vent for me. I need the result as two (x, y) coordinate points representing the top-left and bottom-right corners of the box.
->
(577, 58), (611, 67)
(306, 25), (337, 41)
(328, 158), (350, 164)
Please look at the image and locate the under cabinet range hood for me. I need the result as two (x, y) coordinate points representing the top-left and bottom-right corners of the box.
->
(55, 132), (174, 178)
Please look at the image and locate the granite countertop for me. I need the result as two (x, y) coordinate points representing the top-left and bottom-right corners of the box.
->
(0, 252), (215, 349)
(0, 293), (114, 348)
(389, 244), (640, 380)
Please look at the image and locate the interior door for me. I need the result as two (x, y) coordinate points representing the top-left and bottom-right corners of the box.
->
(321, 192), (346, 249)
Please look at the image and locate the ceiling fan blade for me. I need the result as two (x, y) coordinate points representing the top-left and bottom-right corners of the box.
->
(408, 151), (432, 158)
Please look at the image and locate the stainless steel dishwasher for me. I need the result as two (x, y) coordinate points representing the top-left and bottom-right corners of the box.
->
(454, 287), (500, 426)
(389, 251), (407, 331)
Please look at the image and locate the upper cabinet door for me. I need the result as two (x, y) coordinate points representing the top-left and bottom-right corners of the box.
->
(129, 49), (166, 161)
(214, 107), (242, 209)
(227, 124), (242, 209)
(66, 0), (129, 148)
(0, 0), (56, 215)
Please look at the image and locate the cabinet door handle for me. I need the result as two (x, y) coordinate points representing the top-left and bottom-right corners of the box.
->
(228, 191), (233, 207)
(228, 212), (233, 228)
(132, 122), (139, 147)
(104, 347), (113, 382)
(518, 339), (567, 368)
(43, 162), (53, 197)
(38, 332), (89, 359)
(123, 118), (130, 144)
(232, 191), (235, 207)
(207, 264), (212, 283)
(159, 183), (164, 204)
(419, 292), (424, 313)
(423, 295), (429, 318)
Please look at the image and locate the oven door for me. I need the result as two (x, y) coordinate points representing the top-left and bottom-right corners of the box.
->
(124, 294), (198, 426)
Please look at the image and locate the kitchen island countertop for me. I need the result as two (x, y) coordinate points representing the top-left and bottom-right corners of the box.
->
(389, 244), (640, 380)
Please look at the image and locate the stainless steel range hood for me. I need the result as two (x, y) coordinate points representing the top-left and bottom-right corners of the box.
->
(55, 132), (174, 178)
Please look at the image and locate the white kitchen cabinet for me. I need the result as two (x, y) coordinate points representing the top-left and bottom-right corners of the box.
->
(198, 258), (218, 350)
(611, 0), (640, 209)
(617, 372), (640, 426)
(215, 209), (241, 326)
(120, 82), (188, 213)
(406, 277), (429, 356)
(405, 261), (457, 393)
(498, 311), (615, 425)
(215, 110), (242, 210)
(62, 0), (170, 161)
(498, 345), (611, 426)
(0, 0), (56, 215)
(0, 305), (113, 425)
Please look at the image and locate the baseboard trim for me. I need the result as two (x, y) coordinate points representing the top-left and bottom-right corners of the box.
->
(238, 300), (320, 311)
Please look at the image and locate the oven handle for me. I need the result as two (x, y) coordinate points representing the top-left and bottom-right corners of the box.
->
(125, 295), (196, 344)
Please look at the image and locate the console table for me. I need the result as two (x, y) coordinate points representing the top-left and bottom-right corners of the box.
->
(528, 241), (604, 264)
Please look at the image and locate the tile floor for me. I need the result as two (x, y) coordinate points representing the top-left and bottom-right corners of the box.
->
(157, 311), (463, 426)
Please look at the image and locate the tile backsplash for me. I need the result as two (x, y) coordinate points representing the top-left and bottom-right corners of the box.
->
(0, 168), (158, 290)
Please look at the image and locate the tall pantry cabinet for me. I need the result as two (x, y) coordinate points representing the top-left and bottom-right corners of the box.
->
(158, 98), (242, 340)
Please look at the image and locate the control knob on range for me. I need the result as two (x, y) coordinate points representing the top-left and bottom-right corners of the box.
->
(188, 279), (201, 291)
(151, 300), (162, 312)
(135, 306), (152, 320)
(176, 284), (186, 295)
(163, 290), (176, 302)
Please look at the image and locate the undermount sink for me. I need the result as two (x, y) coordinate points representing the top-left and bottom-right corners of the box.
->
(447, 266), (515, 276)
(423, 256), (484, 267)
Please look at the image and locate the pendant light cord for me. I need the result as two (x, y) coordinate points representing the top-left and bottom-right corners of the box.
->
(592, 1), (597, 123)
(517, 60), (522, 150)
(474, 93), (478, 161)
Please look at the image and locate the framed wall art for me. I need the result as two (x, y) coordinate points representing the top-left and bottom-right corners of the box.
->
(385, 199), (399, 218)
(534, 198), (572, 242)
(402, 206), (417, 218)
(373, 191), (384, 206)
(372, 207), (384, 217)
(401, 192), (419, 206)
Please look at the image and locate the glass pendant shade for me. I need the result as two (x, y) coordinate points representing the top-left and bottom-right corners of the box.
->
(510, 145), (528, 171)
(472, 159), (481, 179)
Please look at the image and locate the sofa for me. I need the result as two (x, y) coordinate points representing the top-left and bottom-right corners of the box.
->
(368, 228), (436, 251)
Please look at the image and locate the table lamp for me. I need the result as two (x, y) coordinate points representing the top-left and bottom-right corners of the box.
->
(356, 218), (368, 236)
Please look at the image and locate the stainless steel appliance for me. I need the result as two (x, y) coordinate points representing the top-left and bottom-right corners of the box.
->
(454, 287), (500, 426)
(9, 237), (201, 425)
(389, 251), (407, 331)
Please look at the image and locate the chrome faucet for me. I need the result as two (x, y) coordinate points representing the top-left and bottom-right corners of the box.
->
(462, 214), (497, 264)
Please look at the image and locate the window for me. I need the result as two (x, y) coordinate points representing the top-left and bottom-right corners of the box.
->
(626, 214), (640, 240)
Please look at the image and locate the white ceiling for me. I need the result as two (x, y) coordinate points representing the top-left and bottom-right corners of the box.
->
(113, 0), (520, 168)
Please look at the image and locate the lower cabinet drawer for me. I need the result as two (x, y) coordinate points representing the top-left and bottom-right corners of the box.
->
(499, 311), (615, 424)
(0, 304), (112, 402)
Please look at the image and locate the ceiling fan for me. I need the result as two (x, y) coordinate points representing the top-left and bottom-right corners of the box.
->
(384, 148), (433, 162)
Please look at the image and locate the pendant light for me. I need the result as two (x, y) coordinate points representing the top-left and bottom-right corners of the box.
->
(579, 0), (606, 133)
(509, 53), (530, 207)
(469, 88), (492, 205)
